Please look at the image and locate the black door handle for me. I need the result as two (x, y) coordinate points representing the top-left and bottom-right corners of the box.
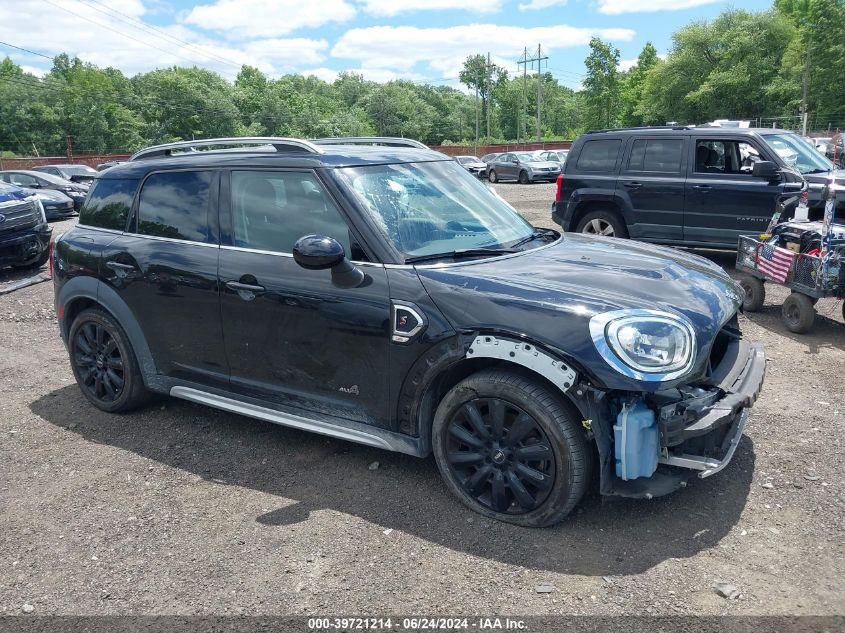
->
(226, 281), (265, 293)
(106, 261), (136, 271)
(623, 181), (642, 189)
(693, 184), (712, 191)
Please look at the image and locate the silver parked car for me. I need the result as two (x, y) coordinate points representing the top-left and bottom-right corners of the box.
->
(454, 155), (488, 178)
(536, 149), (569, 168)
(487, 152), (561, 184)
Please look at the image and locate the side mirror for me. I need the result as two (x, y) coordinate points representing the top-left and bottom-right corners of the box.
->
(292, 234), (364, 289)
(752, 161), (780, 180)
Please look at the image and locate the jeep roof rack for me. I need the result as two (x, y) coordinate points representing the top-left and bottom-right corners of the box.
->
(584, 125), (694, 134)
(129, 137), (324, 161)
(311, 136), (428, 149)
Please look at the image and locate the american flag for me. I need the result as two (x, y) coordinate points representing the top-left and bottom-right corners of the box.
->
(757, 244), (795, 283)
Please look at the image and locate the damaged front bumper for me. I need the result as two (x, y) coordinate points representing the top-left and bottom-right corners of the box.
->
(580, 336), (765, 500)
(656, 341), (765, 479)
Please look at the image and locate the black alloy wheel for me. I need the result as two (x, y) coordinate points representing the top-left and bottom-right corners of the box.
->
(73, 321), (125, 403)
(445, 398), (556, 515)
(68, 308), (151, 412)
(433, 369), (590, 527)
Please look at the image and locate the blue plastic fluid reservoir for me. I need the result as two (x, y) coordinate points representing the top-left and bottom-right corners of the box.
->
(614, 400), (659, 481)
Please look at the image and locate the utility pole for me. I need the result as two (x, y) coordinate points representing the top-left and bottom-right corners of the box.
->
(518, 47), (528, 145)
(517, 45), (548, 144)
(486, 52), (492, 140)
(800, 32), (811, 136)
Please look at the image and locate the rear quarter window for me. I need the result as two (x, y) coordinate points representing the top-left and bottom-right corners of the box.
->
(79, 178), (138, 231)
(576, 139), (622, 172)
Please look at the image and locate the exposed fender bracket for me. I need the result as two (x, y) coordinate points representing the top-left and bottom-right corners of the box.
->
(466, 335), (577, 393)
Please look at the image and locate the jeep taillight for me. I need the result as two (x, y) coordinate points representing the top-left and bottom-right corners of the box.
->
(555, 174), (564, 202)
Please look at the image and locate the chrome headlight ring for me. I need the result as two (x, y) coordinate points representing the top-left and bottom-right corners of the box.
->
(589, 309), (696, 382)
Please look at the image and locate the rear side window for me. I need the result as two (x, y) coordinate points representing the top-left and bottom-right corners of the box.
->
(137, 171), (213, 242)
(79, 178), (138, 231)
(576, 139), (621, 171)
(627, 139), (684, 173)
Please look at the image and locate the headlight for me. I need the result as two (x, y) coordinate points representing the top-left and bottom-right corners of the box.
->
(34, 198), (46, 223)
(590, 309), (696, 380)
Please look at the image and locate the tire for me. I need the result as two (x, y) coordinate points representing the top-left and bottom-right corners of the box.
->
(432, 369), (591, 527)
(13, 247), (49, 270)
(518, 170), (530, 185)
(781, 292), (815, 334)
(488, 170), (498, 184)
(738, 275), (765, 312)
(68, 308), (152, 413)
(575, 208), (629, 239)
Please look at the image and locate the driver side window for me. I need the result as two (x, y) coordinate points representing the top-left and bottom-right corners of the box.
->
(694, 140), (758, 176)
(230, 170), (354, 257)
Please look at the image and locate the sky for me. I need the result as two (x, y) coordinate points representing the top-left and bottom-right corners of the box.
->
(1, 0), (773, 89)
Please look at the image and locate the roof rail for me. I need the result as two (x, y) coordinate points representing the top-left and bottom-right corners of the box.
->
(311, 136), (428, 149)
(129, 137), (323, 161)
(584, 125), (693, 134)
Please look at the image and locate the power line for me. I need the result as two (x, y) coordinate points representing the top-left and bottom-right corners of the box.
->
(76, 0), (244, 71)
(0, 40), (54, 61)
(38, 0), (234, 72)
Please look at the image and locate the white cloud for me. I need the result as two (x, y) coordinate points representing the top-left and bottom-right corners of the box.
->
(20, 65), (47, 78)
(184, 0), (357, 38)
(596, 0), (720, 15)
(618, 57), (638, 72)
(358, 0), (502, 16)
(332, 24), (635, 78)
(0, 1), (328, 79)
(303, 66), (428, 83)
(518, 0), (568, 10)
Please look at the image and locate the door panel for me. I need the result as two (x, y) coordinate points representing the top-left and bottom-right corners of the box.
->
(219, 252), (391, 425)
(620, 137), (686, 241)
(684, 139), (783, 245)
(219, 169), (391, 427)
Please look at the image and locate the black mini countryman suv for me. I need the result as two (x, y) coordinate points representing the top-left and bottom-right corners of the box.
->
(53, 137), (765, 527)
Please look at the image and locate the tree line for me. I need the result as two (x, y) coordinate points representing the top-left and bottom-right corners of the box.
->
(0, 0), (842, 157)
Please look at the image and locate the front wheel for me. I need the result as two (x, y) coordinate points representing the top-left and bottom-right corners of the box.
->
(68, 308), (152, 412)
(781, 292), (815, 334)
(488, 170), (498, 183)
(13, 247), (50, 270)
(432, 369), (591, 527)
(518, 170), (530, 185)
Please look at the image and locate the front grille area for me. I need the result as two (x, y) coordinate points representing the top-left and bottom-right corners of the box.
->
(707, 313), (741, 378)
(0, 200), (39, 232)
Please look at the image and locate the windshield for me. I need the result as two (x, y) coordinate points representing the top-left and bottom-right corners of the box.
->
(26, 171), (70, 185)
(761, 133), (832, 174)
(336, 160), (534, 258)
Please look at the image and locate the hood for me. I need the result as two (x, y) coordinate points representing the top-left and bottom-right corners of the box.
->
(0, 182), (31, 204)
(802, 170), (845, 204)
(416, 234), (742, 391)
(22, 187), (71, 202)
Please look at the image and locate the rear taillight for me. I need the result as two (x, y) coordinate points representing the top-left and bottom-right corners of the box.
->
(555, 173), (564, 202)
(48, 237), (54, 278)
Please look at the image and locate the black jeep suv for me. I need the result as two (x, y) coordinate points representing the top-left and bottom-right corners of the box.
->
(554, 126), (840, 249)
(54, 136), (765, 526)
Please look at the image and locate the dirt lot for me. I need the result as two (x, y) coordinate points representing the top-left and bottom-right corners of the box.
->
(1, 186), (843, 620)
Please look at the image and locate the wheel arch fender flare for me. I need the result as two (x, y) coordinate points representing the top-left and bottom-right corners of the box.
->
(397, 332), (590, 455)
(59, 278), (158, 382)
(569, 192), (632, 230)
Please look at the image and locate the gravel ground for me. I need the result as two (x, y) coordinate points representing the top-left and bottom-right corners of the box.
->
(1, 191), (843, 619)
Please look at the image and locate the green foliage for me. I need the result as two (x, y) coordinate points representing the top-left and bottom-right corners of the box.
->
(582, 38), (621, 130)
(0, 2), (843, 159)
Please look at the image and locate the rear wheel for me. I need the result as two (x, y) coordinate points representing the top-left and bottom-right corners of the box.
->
(575, 209), (629, 239)
(488, 170), (498, 183)
(432, 369), (590, 527)
(518, 170), (530, 185)
(738, 276), (765, 312)
(781, 292), (815, 334)
(68, 308), (151, 412)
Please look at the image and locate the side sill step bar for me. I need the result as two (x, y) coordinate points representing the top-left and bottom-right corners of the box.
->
(170, 386), (419, 455)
